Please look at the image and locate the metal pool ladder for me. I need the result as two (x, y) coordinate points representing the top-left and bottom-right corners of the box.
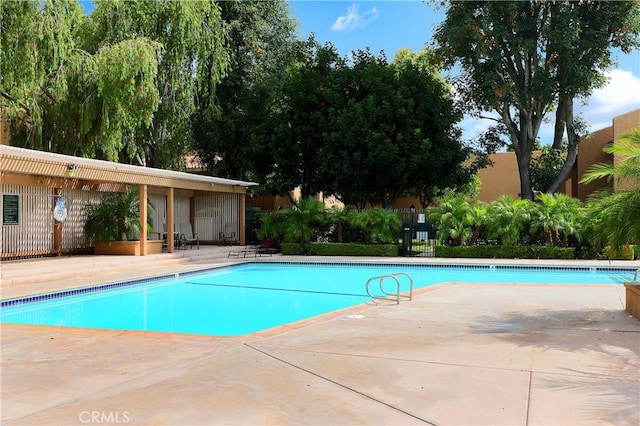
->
(366, 272), (413, 304)
(634, 267), (639, 282)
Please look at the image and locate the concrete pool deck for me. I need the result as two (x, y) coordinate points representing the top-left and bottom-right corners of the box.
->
(1, 248), (639, 425)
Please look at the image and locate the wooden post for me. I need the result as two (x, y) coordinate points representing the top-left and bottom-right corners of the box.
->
(53, 188), (62, 256)
(139, 184), (148, 256)
(239, 192), (246, 245)
(167, 187), (174, 253)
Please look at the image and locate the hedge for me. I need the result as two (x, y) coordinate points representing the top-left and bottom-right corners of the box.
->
(280, 242), (398, 257)
(604, 245), (635, 260)
(435, 245), (575, 259)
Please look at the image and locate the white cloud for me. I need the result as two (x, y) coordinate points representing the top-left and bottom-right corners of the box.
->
(576, 69), (640, 132)
(461, 69), (640, 143)
(330, 4), (379, 32)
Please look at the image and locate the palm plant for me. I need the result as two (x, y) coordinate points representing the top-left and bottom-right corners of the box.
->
(326, 205), (355, 243)
(581, 129), (640, 252)
(427, 193), (474, 246)
(255, 211), (283, 243)
(467, 200), (489, 245)
(282, 198), (327, 244)
(84, 187), (154, 243)
(531, 193), (582, 246)
(485, 196), (532, 246)
(349, 208), (402, 244)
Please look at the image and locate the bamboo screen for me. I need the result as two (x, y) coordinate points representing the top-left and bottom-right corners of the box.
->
(194, 194), (239, 240)
(1, 184), (53, 258)
(60, 188), (101, 251)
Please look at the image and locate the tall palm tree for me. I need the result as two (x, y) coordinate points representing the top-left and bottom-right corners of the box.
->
(581, 129), (640, 251)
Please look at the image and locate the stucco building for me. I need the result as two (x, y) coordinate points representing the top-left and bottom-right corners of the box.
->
(474, 109), (639, 203)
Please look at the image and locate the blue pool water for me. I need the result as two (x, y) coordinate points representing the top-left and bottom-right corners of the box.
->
(1, 262), (634, 336)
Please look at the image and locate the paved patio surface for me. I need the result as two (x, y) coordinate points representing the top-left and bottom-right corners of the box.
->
(1, 251), (639, 425)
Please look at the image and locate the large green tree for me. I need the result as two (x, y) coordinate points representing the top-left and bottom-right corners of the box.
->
(1, 0), (161, 161)
(266, 39), (468, 207)
(85, 0), (228, 169)
(192, 0), (296, 182)
(265, 37), (347, 200)
(434, 1), (640, 200)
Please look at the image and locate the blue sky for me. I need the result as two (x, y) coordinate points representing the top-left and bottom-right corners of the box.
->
(290, 1), (640, 143)
(80, 0), (639, 143)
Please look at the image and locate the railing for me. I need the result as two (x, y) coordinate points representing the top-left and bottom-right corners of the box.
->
(365, 272), (413, 304)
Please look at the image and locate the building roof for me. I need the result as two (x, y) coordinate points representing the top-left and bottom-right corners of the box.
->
(0, 145), (257, 192)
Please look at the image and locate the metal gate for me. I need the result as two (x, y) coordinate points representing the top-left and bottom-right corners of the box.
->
(397, 209), (436, 257)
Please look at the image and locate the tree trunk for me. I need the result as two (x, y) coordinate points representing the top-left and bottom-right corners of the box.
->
(552, 99), (566, 150)
(516, 151), (534, 200)
(547, 99), (579, 194)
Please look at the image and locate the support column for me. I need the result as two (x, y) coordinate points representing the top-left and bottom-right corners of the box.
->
(167, 187), (174, 253)
(139, 184), (148, 256)
(239, 193), (246, 245)
(53, 188), (62, 256)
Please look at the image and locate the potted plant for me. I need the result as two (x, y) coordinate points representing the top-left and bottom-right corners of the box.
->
(84, 187), (161, 255)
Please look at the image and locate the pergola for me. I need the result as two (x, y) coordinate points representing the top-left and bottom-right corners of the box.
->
(0, 145), (257, 256)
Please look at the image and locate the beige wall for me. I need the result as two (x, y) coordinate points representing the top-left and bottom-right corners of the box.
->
(612, 109), (640, 192)
(575, 127), (613, 201)
(476, 108), (639, 203)
(476, 152), (523, 203)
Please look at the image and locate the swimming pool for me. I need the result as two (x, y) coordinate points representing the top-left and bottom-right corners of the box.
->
(1, 262), (635, 336)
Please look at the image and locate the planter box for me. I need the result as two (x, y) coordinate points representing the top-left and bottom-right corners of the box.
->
(94, 240), (163, 256)
(624, 283), (640, 321)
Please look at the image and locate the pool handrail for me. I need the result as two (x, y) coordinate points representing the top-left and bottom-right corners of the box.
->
(366, 272), (413, 304)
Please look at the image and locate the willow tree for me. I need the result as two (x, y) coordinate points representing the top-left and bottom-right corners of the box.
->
(86, 0), (228, 169)
(1, 0), (161, 161)
(434, 1), (640, 200)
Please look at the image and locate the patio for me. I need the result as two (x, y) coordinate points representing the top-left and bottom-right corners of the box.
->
(1, 254), (638, 425)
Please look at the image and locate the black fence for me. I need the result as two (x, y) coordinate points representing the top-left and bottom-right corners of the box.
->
(397, 209), (437, 257)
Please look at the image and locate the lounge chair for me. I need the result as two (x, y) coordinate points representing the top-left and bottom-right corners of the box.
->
(228, 245), (274, 258)
(256, 244), (278, 256)
(228, 245), (258, 258)
(178, 223), (199, 250)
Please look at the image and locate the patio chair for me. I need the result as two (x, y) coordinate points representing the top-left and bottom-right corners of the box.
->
(178, 223), (199, 250)
(219, 223), (237, 245)
(162, 224), (184, 250)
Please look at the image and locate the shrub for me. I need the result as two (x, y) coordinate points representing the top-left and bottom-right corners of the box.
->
(280, 242), (398, 256)
(604, 245), (635, 260)
(435, 245), (575, 259)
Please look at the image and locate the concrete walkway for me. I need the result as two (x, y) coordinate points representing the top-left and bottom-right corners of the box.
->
(1, 252), (639, 425)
